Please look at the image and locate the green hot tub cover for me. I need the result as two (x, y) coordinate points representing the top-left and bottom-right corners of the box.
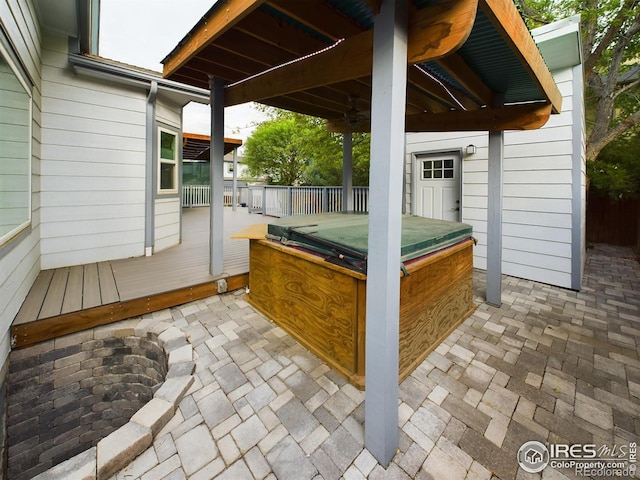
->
(266, 213), (473, 273)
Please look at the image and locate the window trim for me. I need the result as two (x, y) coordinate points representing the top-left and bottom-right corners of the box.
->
(421, 158), (455, 180)
(157, 126), (179, 195)
(0, 36), (33, 249)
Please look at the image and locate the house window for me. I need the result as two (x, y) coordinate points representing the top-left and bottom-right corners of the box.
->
(422, 159), (454, 179)
(0, 41), (32, 247)
(158, 128), (178, 193)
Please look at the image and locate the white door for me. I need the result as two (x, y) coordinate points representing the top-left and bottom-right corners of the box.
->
(415, 154), (460, 221)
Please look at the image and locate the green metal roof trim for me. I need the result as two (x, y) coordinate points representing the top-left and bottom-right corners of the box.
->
(266, 213), (473, 270)
(323, 0), (452, 31)
(262, 0), (549, 108)
(414, 7), (548, 106)
(452, 9), (548, 104)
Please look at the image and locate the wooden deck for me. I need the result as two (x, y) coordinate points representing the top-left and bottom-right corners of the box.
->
(11, 208), (269, 348)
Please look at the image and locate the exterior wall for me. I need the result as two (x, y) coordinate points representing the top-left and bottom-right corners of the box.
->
(39, 34), (147, 269)
(154, 197), (180, 252)
(406, 66), (584, 290)
(0, 0), (43, 473)
(154, 98), (182, 252)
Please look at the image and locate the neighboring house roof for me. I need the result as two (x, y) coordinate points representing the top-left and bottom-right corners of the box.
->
(183, 133), (243, 160)
(619, 65), (639, 85)
(161, 0), (562, 133)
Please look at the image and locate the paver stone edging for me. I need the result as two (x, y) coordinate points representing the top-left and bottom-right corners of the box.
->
(31, 321), (195, 480)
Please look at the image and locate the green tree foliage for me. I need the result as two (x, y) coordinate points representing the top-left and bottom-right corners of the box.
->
(244, 107), (370, 186)
(243, 114), (308, 185)
(589, 128), (640, 199)
(517, 0), (640, 198)
(517, 0), (640, 161)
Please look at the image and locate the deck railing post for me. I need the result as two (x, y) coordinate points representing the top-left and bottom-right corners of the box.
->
(322, 187), (328, 213)
(261, 185), (267, 216)
(343, 133), (354, 212)
(287, 186), (293, 216)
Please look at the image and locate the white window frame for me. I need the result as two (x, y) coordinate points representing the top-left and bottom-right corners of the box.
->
(0, 38), (32, 248)
(158, 127), (178, 194)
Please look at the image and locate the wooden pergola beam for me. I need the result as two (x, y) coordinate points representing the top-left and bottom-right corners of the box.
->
(408, 66), (481, 111)
(405, 103), (553, 131)
(266, 0), (364, 40)
(163, 0), (266, 78)
(436, 53), (494, 106)
(225, 29), (374, 107)
(225, 0), (478, 107)
(479, 0), (562, 113)
(363, 0), (381, 14)
(407, 0), (477, 64)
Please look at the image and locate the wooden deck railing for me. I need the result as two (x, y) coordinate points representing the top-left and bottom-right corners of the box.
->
(182, 185), (249, 208)
(183, 185), (370, 217)
(247, 185), (369, 216)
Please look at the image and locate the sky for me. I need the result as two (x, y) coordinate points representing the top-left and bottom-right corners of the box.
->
(98, 0), (268, 144)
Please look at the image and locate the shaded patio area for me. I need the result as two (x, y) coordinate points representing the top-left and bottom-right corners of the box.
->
(107, 243), (639, 479)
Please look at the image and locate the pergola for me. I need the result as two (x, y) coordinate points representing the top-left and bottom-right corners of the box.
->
(162, 0), (561, 465)
(182, 132), (242, 160)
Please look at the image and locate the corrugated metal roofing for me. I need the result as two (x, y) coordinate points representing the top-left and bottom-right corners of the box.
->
(162, 0), (561, 132)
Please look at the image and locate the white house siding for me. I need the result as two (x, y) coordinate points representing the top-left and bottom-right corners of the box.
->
(406, 67), (582, 289)
(153, 97), (182, 252)
(154, 197), (181, 252)
(39, 34), (146, 268)
(0, 0), (42, 368)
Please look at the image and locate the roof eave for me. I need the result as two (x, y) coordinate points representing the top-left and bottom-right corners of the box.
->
(69, 54), (210, 105)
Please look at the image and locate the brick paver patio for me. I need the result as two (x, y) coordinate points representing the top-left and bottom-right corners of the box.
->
(113, 243), (639, 480)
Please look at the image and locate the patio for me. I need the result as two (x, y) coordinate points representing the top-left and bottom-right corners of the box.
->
(11, 207), (268, 348)
(100, 243), (639, 480)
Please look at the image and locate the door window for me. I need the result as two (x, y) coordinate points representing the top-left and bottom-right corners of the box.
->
(422, 159), (454, 179)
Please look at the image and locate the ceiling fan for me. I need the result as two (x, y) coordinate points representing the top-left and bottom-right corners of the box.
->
(327, 95), (371, 133)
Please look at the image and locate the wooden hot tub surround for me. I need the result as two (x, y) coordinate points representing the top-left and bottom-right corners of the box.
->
(242, 214), (475, 389)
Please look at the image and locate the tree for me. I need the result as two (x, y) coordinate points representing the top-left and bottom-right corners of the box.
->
(302, 127), (370, 186)
(244, 107), (370, 186)
(243, 113), (310, 185)
(517, 0), (640, 161)
(589, 131), (640, 199)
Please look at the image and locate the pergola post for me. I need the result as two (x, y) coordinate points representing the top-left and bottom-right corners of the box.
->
(364, 0), (408, 467)
(232, 148), (238, 212)
(209, 76), (225, 276)
(486, 129), (504, 306)
(342, 133), (354, 212)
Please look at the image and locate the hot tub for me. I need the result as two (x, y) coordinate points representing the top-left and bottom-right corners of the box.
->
(240, 213), (475, 389)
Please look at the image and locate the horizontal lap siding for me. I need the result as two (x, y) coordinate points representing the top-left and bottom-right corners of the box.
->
(502, 69), (574, 288)
(154, 198), (180, 252)
(0, 0), (42, 365)
(405, 68), (577, 288)
(40, 34), (146, 269)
